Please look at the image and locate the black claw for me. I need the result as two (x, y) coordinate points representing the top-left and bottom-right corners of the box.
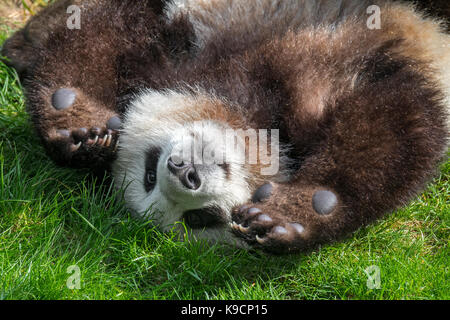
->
(107, 116), (122, 130)
(52, 88), (76, 110)
(312, 190), (338, 215)
(251, 183), (273, 203)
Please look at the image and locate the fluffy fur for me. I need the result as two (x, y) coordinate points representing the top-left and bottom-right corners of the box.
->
(2, 0), (449, 253)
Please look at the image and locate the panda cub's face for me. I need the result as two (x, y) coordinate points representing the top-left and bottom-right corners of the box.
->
(112, 89), (253, 244)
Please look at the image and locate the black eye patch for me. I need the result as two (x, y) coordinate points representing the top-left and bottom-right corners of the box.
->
(183, 207), (227, 229)
(144, 147), (162, 192)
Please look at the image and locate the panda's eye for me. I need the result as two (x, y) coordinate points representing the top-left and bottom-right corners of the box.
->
(144, 147), (161, 192)
(146, 170), (157, 186)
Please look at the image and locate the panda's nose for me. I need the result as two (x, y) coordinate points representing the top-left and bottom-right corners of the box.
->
(167, 156), (201, 190)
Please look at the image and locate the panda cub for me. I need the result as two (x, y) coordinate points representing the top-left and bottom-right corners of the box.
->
(112, 0), (450, 253)
(2, 0), (449, 254)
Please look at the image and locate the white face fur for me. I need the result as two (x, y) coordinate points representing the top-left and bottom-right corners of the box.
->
(112, 89), (252, 246)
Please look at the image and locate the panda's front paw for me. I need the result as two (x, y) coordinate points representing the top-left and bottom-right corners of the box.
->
(231, 203), (305, 252)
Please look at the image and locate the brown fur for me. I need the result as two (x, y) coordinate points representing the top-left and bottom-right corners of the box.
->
(2, 0), (83, 78)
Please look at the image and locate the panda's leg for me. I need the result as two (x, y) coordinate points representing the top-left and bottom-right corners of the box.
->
(1, 0), (76, 80)
(23, 29), (122, 168)
(231, 63), (448, 254)
(14, 0), (173, 169)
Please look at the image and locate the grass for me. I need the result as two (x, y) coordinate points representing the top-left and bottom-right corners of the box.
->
(0, 20), (449, 300)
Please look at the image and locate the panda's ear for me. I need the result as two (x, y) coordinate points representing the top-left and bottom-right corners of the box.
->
(358, 39), (409, 84)
(1, 0), (75, 80)
(1, 30), (36, 80)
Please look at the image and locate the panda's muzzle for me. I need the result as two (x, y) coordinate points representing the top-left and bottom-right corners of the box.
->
(167, 156), (201, 190)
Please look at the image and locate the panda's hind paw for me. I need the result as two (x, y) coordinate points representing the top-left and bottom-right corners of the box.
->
(231, 183), (341, 253)
(46, 124), (120, 168)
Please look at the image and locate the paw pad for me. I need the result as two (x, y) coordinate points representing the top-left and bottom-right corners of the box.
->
(51, 88), (76, 110)
(72, 128), (88, 141)
(247, 207), (261, 215)
(289, 223), (304, 234)
(251, 183), (273, 203)
(273, 226), (288, 235)
(312, 190), (337, 215)
(107, 116), (122, 130)
(257, 214), (273, 222)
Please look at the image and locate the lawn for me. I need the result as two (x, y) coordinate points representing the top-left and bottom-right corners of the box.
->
(0, 7), (448, 300)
